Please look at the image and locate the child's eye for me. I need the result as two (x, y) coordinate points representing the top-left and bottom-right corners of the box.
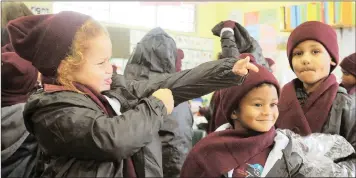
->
(293, 51), (302, 56)
(271, 103), (278, 107)
(254, 104), (262, 107)
(312, 50), (320, 54)
(97, 61), (105, 65)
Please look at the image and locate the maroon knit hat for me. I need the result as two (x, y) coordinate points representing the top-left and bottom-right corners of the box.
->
(217, 54), (280, 125)
(176, 48), (184, 72)
(265, 57), (275, 66)
(287, 21), (339, 72)
(1, 44), (38, 107)
(340, 53), (356, 77)
(6, 11), (90, 80)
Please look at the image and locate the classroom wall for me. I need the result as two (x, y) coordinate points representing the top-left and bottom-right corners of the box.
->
(22, 1), (355, 85)
(215, 1), (356, 85)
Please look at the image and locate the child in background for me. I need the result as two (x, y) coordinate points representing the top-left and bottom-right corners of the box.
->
(340, 53), (356, 95)
(124, 28), (194, 177)
(181, 56), (355, 177)
(276, 21), (355, 160)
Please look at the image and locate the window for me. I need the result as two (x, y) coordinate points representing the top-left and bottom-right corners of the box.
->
(156, 4), (196, 32)
(53, 2), (110, 22)
(109, 2), (156, 29)
(53, 2), (196, 32)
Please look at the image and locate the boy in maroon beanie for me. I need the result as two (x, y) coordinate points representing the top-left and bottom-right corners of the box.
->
(276, 21), (356, 156)
(201, 20), (273, 133)
(340, 53), (356, 95)
(181, 59), (355, 177)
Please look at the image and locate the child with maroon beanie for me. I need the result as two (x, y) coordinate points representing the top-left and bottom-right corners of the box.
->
(276, 22), (355, 153)
(1, 43), (40, 178)
(6, 11), (260, 177)
(200, 20), (273, 133)
(340, 53), (356, 95)
(181, 57), (355, 177)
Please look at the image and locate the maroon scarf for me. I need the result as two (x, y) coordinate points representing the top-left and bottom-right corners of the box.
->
(181, 127), (276, 177)
(44, 83), (136, 177)
(276, 75), (339, 135)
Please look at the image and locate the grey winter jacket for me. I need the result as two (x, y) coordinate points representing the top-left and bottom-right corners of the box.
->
(1, 103), (39, 178)
(215, 124), (356, 177)
(23, 56), (246, 177)
(124, 27), (194, 177)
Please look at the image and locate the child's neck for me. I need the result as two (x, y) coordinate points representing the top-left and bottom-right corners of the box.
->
(233, 121), (261, 136)
(302, 77), (327, 94)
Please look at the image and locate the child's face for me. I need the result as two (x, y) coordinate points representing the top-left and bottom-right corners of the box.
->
(341, 69), (356, 87)
(232, 84), (279, 132)
(291, 40), (336, 85)
(74, 34), (113, 93)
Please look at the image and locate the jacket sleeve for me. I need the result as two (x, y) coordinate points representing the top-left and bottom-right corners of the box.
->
(220, 29), (240, 58)
(33, 96), (166, 162)
(340, 94), (356, 150)
(219, 28), (270, 71)
(122, 58), (245, 105)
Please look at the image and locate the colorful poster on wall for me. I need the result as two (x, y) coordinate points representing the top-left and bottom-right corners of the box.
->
(259, 9), (278, 24)
(244, 11), (259, 26)
(245, 24), (261, 41)
(259, 24), (278, 54)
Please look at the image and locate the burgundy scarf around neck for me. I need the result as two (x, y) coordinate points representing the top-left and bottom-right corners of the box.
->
(276, 75), (339, 135)
(44, 83), (136, 177)
(181, 127), (276, 177)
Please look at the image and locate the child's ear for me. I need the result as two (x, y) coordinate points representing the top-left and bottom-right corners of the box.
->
(330, 59), (336, 66)
(231, 110), (239, 120)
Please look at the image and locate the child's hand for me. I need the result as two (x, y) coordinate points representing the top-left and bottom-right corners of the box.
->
(152, 88), (174, 114)
(232, 56), (259, 76)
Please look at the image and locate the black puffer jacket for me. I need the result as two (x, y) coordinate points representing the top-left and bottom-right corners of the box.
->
(124, 27), (193, 178)
(23, 54), (246, 177)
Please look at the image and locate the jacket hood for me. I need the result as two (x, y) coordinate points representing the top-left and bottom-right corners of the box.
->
(124, 27), (177, 80)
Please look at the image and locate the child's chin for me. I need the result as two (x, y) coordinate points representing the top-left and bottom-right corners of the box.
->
(255, 126), (273, 132)
(100, 86), (111, 92)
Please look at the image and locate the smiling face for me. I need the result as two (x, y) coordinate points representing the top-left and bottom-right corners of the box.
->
(291, 40), (336, 85)
(231, 84), (279, 132)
